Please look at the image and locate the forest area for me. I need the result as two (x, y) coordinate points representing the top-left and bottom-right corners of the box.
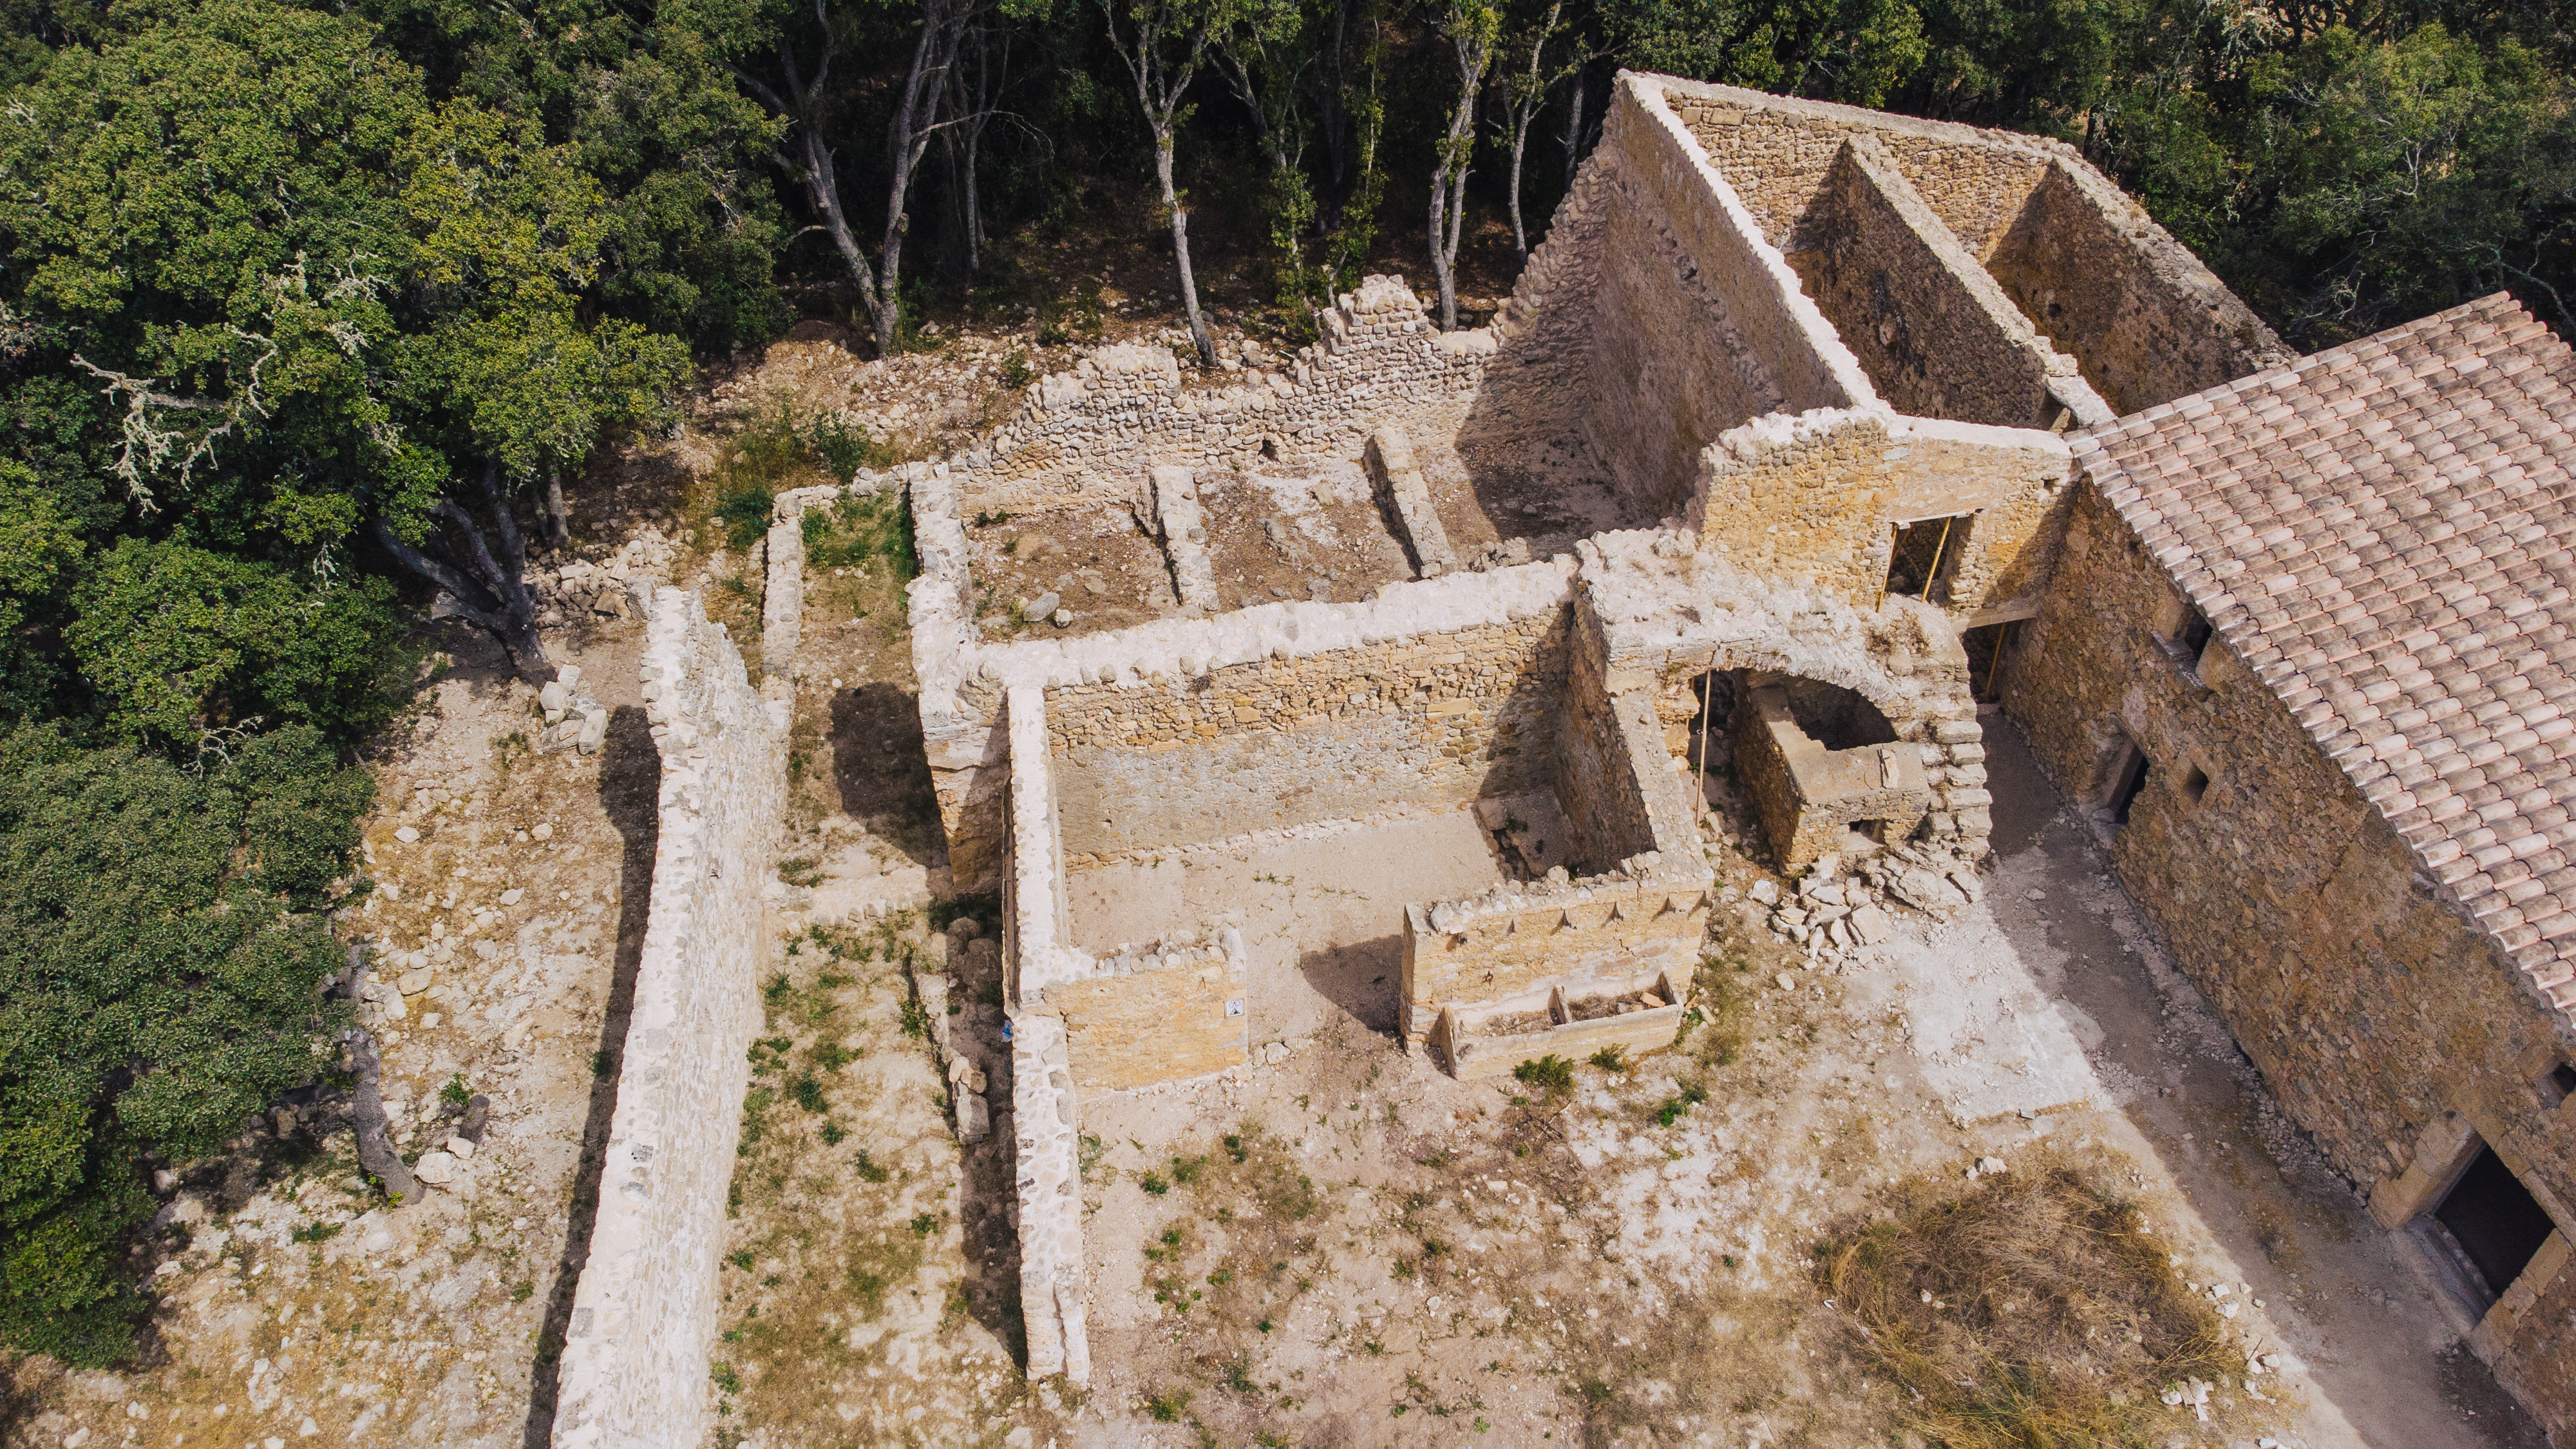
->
(0, 0), (2571, 1369)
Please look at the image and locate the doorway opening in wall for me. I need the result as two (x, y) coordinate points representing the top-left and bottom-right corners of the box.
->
(1884, 513), (1975, 606)
(2431, 1145), (2558, 1300)
(1681, 669), (1741, 826)
(2107, 742), (2152, 825)
(1962, 620), (2020, 705)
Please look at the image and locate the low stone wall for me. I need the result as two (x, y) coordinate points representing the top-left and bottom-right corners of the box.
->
(1681, 407), (2074, 621)
(1400, 853), (1712, 1050)
(1732, 683), (1934, 871)
(2005, 477), (2576, 1438)
(1145, 465), (1219, 611)
(1366, 426), (1458, 577)
(1007, 1012), (1089, 1384)
(550, 589), (787, 1449)
(1038, 932), (1249, 1093)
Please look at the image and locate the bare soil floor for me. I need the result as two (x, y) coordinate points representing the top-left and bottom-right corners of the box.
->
(1034, 720), (2550, 1449)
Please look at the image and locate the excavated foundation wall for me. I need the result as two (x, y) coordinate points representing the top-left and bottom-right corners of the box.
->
(1042, 600), (1574, 867)
(550, 589), (786, 1449)
(2005, 480), (2576, 1439)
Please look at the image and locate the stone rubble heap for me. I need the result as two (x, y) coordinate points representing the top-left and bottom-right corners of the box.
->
(1757, 837), (1985, 967)
(529, 530), (675, 625)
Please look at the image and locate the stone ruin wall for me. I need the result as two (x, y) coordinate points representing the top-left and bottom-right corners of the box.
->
(945, 275), (1500, 526)
(1580, 532), (1992, 857)
(1578, 73), (1870, 518)
(1040, 934), (1250, 1094)
(1041, 596), (1574, 867)
(1683, 407), (2074, 621)
(1401, 592), (1715, 1045)
(2004, 480), (2576, 1439)
(550, 589), (786, 1449)
(1658, 74), (2287, 417)
(1795, 138), (2087, 431)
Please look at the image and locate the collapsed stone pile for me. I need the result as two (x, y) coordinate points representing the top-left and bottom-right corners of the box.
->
(529, 530), (676, 625)
(1754, 837), (1985, 968)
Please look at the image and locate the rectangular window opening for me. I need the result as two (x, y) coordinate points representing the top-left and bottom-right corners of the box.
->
(2183, 765), (2211, 803)
(1884, 514), (1975, 606)
(2433, 1145), (2557, 1299)
(2161, 600), (2215, 676)
(2108, 744), (2152, 826)
(2544, 1062), (2576, 1107)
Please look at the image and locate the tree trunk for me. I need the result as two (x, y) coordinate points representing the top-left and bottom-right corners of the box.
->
(1155, 134), (1218, 365)
(800, 125), (888, 340)
(1508, 115), (1532, 262)
(1429, 101), (1475, 329)
(1561, 65), (1586, 194)
(339, 945), (420, 1205)
(370, 460), (557, 685)
(544, 471), (570, 548)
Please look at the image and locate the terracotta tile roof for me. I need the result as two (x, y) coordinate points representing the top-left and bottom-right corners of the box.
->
(2072, 294), (2576, 1021)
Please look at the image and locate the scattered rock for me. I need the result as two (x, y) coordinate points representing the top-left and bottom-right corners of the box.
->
(413, 1151), (457, 1188)
(957, 1092), (990, 1144)
(532, 822), (554, 841)
(393, 826), (420, 844)
(1848, 904), (1894, 944)
(1020, 591), (1060, 621)
(396, 969), (433, 996)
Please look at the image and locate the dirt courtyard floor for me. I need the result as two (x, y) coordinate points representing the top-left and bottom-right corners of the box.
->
(1039, 719), (2550, 1449)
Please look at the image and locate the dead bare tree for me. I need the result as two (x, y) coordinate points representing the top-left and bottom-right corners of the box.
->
(741, 0), (971, 355)
(941, 14), (1012, 278)
(1098, 0), (1225, 367)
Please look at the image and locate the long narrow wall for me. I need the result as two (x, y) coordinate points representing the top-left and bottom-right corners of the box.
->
(550, 589), (788, 1449)
(2005, 478), (2576, 1440)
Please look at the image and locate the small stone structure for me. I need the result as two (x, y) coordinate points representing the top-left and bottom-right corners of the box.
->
(551, 587), (786, 1449)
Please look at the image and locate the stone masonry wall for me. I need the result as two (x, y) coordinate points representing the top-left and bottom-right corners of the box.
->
(1681, 407), (2074, 621)
(1045, 607), (1571, 865)
(1399, 853), (1713, 1047)
(1985, 160), (2291, 415)
(1578, 73), (1873, 518)
(1659, 75), (2286, 422)
(1038, 933), (1249, 1092)
(1795, 139), (2056, 430)
(920, 551), (1580, 891)
(2005, 480), (2576, 1438)
(550, 589), (786, 1449)
(954, 277), (1496, 520)
(1580, 530), (1992, 857)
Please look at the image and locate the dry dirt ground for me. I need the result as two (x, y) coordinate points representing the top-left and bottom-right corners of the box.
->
(1022, 720), (2553, 1449)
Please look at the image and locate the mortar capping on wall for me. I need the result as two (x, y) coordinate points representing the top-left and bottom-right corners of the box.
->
(1420, 852), (1717, 936)
(1077, 925), (1248, 981)
(953, 554), (1581, 704)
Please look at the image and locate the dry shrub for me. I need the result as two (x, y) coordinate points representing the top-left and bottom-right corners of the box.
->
(1822, 1152), (2240, 1448)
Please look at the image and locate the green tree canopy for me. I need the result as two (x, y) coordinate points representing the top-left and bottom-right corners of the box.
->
(0, 723), (366, 1365)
